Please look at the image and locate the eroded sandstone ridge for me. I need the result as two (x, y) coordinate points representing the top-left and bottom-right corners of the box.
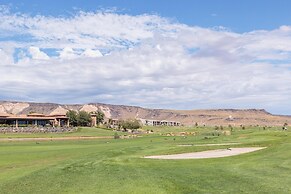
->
(0, 101), (290, 126)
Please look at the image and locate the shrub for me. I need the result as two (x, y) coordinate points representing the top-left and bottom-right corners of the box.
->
(120, 119), (141, 130)
(114, 132), (120, 139)
(228, 124), (233, 131)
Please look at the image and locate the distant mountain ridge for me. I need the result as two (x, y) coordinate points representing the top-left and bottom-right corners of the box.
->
(0, 101), (290, 126)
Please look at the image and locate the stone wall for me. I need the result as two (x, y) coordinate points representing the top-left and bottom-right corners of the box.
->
(0, 127), (76, 133)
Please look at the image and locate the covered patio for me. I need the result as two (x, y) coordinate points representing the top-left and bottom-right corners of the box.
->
(0, 113), (69, 128)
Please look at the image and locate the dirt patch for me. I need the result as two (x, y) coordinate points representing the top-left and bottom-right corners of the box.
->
(144, 147), (266, 159)
(178, 143), (240, 147)
(0, 136), (113, 142)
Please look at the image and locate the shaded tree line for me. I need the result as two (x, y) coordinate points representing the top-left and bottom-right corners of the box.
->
(66, 110), (91, 126)
(66, 110), (105, 127)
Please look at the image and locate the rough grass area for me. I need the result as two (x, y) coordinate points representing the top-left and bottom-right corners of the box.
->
(0, 127), (291, 193)
(0, 127), (126, 138)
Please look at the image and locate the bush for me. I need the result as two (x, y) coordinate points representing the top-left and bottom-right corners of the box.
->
(120, 119), (141, 130)
(114, 132), (120, 139)
(228, 124), (233, 131)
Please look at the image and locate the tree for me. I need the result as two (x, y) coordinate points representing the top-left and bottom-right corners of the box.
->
(77, 111), (92, 126)
(66, 110), (78, 127)
(96, 110), (105, 125)
(120, 119), (141, 130)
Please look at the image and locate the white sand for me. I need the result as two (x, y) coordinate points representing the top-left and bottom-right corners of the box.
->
(144, 147), (266, 159)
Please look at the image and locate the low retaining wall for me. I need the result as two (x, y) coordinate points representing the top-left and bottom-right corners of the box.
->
(0, 127), (76, 133)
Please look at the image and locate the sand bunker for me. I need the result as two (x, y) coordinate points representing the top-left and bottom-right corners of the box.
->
(144, 147), (266, 159)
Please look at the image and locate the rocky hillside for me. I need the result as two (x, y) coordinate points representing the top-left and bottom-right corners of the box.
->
(0, 101), (290, 126)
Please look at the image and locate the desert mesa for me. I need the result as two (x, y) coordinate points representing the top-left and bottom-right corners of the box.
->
(0, 101), (290, 127)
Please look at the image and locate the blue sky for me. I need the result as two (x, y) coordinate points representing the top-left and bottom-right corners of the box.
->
(1, 1), (291, 114)
(2, 0), (291, 32)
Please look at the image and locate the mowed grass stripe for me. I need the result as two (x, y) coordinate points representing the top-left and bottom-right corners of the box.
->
(0, 127), (290, 193)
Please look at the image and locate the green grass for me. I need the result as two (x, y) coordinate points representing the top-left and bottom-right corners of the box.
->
(0, 127), (291, 193)
(0, 127), (127, 138)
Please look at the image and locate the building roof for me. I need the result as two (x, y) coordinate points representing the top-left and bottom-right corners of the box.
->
(0, 113), (68, 120)
(0, 113), (12, 117)
(27, 113), (45, 117)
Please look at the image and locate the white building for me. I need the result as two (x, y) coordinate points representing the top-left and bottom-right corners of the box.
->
(139, 118), (180, 126)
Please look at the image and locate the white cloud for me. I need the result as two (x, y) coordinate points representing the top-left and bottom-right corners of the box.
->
(29, 46), (49, 60)
(59, 47), (78, 59)
(82, 49), (103, 58)
(0, 8), (291, 114)
(0, 48), (14, 65)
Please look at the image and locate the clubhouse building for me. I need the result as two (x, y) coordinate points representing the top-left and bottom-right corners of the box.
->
(0, 113), (69, 128)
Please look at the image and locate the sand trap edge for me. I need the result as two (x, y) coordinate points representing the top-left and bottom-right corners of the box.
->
(144, 147), (266, 160)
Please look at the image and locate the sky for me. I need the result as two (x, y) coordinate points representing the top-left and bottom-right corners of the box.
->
(1, 1), (291, 114)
